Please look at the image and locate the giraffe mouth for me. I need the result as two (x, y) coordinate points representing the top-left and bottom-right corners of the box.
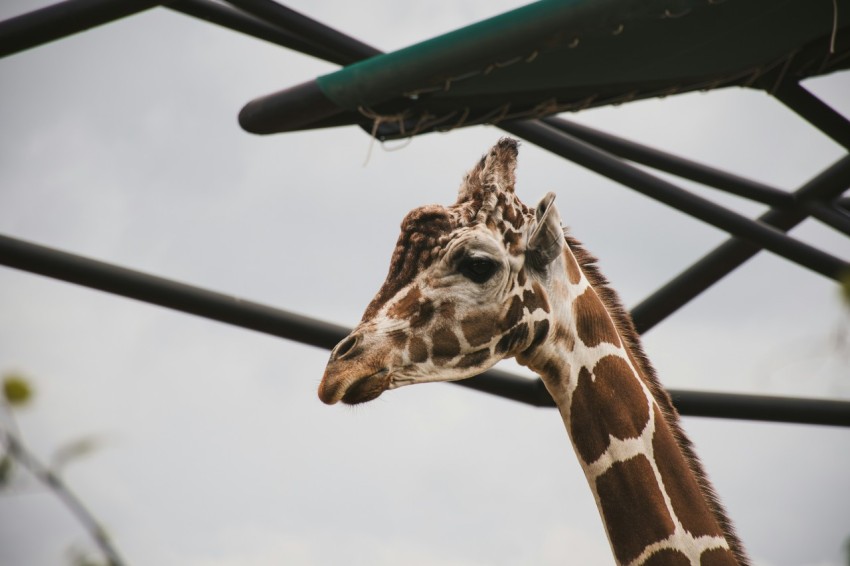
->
(339, 368), (391, 405)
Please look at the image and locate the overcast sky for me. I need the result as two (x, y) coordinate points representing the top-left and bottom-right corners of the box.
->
(1, 2), (849, 565)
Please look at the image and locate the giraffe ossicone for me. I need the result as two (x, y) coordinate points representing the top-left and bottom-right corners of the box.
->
(319, 138), (749, 566)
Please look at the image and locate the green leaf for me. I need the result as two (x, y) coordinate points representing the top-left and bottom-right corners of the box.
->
(52, 436), (101, 472)
(0, 455), (12, 488)
(2, 374), (32, 406)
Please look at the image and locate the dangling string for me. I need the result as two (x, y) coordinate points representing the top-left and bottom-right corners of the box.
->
(830, 0), (838, 55)
(359, 106), (409, 166)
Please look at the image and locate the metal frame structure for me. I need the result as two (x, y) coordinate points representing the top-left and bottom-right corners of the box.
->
(1, 0), (849, 428)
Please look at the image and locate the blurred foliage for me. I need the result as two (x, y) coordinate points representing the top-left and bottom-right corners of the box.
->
(67, 546), (109, 566)
(53, 436), (101, 473)
(0, 454), (10, 487)
(1, 370), (122, 565)
(3, 372), (33, 406)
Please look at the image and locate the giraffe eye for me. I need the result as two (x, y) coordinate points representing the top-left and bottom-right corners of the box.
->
(458, 256), (499, 284)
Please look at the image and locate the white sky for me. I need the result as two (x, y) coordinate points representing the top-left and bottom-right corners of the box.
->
(1, 1), (849, 565)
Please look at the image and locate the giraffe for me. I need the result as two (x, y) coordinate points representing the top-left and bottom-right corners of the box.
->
(318, 138), (749, 565)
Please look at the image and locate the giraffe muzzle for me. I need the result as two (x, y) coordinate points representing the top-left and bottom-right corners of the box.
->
(318, 365), (390, 405)
(319, 332), (393, 405)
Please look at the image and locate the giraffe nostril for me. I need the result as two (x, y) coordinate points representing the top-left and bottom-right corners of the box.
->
(332, 334), (361, 361)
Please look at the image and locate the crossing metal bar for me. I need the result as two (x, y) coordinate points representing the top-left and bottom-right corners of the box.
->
(0, 0), (163, 58)
(540, 117), (795, 208)
(1, 232), (849, 427)
(630, 155), (850, 333)
(223, 0), (380, 65)
(773, 82), (850, 152)
(804, 200), (850, 237)
(500, 119), (850, 283)
(167, 0), (346, 63)
(0, 233), (349, 350)
(459, 371), (850, 428)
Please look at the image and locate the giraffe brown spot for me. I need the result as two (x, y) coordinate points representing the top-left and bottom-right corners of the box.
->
(508, 207), (526, 229)
(516, 267), (526, 287)
(540, 359), (563, 381)
(362, 205), (454, 321)
(432, 327), (461, 359)
(456, 348), (490, 369)
(411, 299), (435, 328)
(569, 356), (649, 465)
(500, 295), (524, 331)
(524, 319), (550, 353)
(438, 301), (455, 319)
(408, 336), (428, 363)
(642, 548), (691, 565)
(553, 322), (576, 353)
(699, 547), (739, 565)
(390, 331), (407, 348)
(388, 286), (421, 319)
(503, 200), (516, 225)
(461, 313), (496, 347)
(573, 288), (621, 348)
(496, 322), (529, 355)
(503, 229), (523, 255)
(522, 282), (550, 314)
(565, 250), (582, 284)
(596, 456), (676, 566)
(652, 405), (725, 540)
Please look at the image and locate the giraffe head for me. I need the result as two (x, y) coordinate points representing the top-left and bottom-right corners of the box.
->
(319, 138), (567, 405)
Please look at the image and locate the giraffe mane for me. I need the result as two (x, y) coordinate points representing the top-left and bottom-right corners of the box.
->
(564, 232), (751, 566)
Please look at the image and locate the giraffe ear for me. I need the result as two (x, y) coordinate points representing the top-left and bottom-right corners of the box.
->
(527, 192), (564, 270)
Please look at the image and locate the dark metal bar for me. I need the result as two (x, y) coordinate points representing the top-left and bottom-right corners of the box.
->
(500, 119), (849, 282)
(459, 373), (850, 428)
(541, 117), (795, 208)
(631, 156), (850, 333)
(0, 0), (162, 58)
(0, 233), (349, 349)
(168, 0), (346, 63)
(667, 390), (850, 427)
(223, 0), (381, 65)
(773, 82), (850, 151)
(2, 232), (849, 427)
(804, 200), (850, 236)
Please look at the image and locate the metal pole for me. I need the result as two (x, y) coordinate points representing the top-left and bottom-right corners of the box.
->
(500, 119), (849, 283)
(0, 233), (349, 350)
(2, 233), (849, 427)
(223, 0), (380, 65)
(667, 390), (850, 427)
(804, 201), (850, 237)
(773, 82), (850, 152)
(167, 0), (346, 64)
(631, 155), (850, 333)
(540, 117), (794, 208)
(0, 0), (163, 58)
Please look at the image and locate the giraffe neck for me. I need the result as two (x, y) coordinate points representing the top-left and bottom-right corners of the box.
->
(519, 243), (746, 566)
